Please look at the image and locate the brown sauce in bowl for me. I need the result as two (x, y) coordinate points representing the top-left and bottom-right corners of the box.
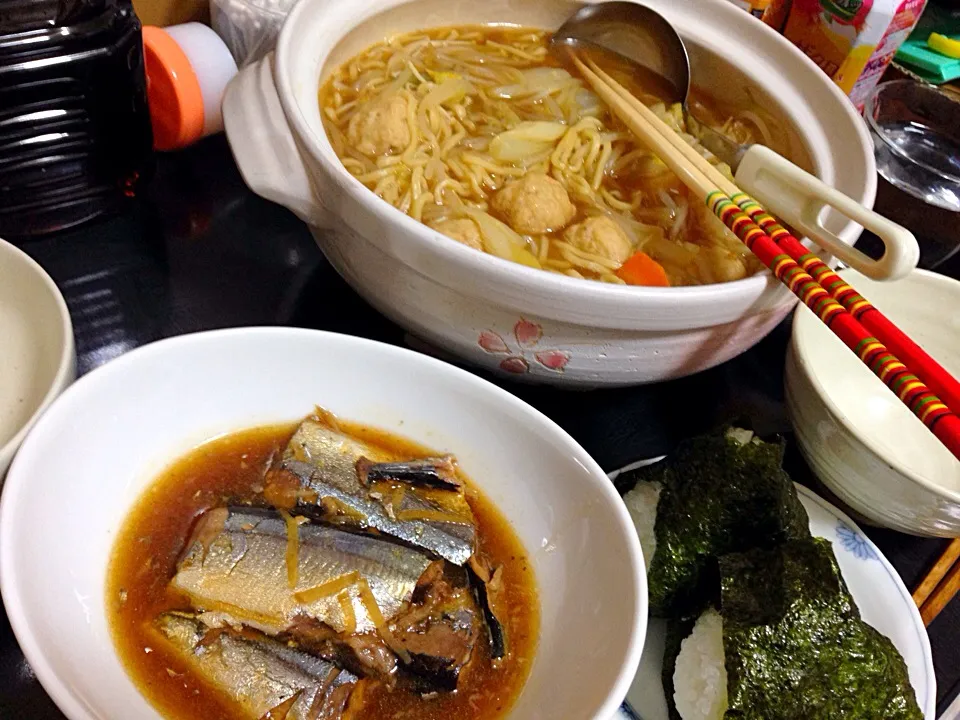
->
(107, 422), (539, 720)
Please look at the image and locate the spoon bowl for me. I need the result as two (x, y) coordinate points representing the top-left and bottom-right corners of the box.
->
(552, 3), (745, 166)
(551, 1), (918, 281)
(552, 3), (689, 100)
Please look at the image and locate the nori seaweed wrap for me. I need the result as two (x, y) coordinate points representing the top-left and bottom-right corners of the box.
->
(620, 427), (810, 617)
(664, 538), (923, 720)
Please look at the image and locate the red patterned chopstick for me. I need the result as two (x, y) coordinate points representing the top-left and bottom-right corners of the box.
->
(573, 55), (960, 460)
(708, 191), (960, 460)
(734, 194), (960, 418)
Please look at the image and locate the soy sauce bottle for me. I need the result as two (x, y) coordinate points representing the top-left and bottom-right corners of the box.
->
(0, 0), (153, 239)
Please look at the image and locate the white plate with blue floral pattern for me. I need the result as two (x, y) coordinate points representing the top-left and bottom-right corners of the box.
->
(608, 473), (937, 720)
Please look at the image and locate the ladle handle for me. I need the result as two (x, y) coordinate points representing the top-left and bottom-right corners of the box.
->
(735, 145), (919, 281)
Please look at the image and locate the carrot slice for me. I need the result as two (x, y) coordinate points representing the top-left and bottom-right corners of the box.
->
(616, 251), (670, 287)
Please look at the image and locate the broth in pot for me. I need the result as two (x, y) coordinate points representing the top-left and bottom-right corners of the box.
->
(320, 25), (785, 287)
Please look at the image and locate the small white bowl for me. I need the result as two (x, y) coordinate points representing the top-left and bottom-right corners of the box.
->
(0, 239), (75, 480)
(786, 269), (960, 536)
(0, 327), (646, 720)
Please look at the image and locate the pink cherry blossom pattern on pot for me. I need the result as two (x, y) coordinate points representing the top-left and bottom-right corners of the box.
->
(477, 319), (570, 374)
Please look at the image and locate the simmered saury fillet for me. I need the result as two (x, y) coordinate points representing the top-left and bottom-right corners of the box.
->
(393, 561), (483, 690)
(173, 507), (433, 636)
(173, 507), (487, 691)
(288, 562), (484, 691)
(266, 417), (476, 564)
(109, 418), (537, 720)
(154, 612), (358, 720)
(467, 557), (508, 659)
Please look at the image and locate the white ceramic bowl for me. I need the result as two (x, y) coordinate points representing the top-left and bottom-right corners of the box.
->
(786, 269), (960, 536)
(222, 0), (876, 387)
(0, 239), (75, 480)
(0, 327), (646, 720)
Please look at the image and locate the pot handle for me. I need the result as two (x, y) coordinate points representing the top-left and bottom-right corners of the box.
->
(222, 53), (330, 228)
(734, 144), (918, 281)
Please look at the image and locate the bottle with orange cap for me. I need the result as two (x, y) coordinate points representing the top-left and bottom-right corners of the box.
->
(143, 22), (239, 151)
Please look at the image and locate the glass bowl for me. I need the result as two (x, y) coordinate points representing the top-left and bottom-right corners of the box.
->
(865, 79), (960, 212)
(863, 80), (960, 269)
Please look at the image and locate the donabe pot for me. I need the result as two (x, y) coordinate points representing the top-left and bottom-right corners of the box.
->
(223, 0), (876, 386)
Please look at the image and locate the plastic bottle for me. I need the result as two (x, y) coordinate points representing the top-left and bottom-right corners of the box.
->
(142, 22), (239, 150)
(0, 0), (154, 239)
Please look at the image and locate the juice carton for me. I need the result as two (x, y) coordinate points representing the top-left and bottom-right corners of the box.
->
(763, 0), (928, 110)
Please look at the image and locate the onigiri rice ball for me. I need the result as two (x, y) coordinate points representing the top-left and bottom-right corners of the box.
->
(673, 609), (728, 720)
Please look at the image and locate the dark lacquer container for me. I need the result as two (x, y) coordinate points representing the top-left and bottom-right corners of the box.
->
(0, 0), (153, 239)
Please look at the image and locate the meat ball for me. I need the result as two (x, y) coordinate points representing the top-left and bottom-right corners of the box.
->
(491, 174), (576, 235)
(705, 246), (747, 283)
(563, 215), (634, 265)
(429, 218), (483, 252)
(347, 94), (411, 157)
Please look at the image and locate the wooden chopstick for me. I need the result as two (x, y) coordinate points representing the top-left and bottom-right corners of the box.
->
(914, 538), (960, 606)
(572, 56), (717, 201)
(915, 538), (960, 625)
(571, 53), (960, 461)
(920, 557), (960, 626)
(581, 58), (960, 421)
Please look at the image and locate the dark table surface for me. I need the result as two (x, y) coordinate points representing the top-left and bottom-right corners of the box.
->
(3, 135), (960, 719)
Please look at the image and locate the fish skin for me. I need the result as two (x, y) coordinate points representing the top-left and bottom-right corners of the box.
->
(281, 419), (476, 565)
(155, 612), (357, 720)
(357, 457), (463, 491)
(467, 564), (507, 660)
(172, 508), (433, 635)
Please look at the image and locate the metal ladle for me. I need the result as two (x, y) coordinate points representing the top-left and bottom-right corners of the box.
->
(550, 2), (918, 280)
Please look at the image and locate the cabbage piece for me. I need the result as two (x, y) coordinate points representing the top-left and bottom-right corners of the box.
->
(651, 101), (686, 133)
(667, 103), (686, 132)
(492, 67), (578, 99)
(378, 68), (413, 99)
(645, 234), (699, 266)
(427, 70), (463, 85)
(599, 211), (663, 251)
(489, 121), (568, 163)
(458, 206), (542, 269)
(509, 245), (543, 269)
(635, 155), (670, 178)
(574, 89), (602, 118)
(421, 77), (474, 109)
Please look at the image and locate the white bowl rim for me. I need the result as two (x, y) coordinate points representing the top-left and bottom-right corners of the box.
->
(0, 326), (647, 720)
(791, 268), (960, 505)
(272, 0), (873, 307)
(0, 239), (74, 467)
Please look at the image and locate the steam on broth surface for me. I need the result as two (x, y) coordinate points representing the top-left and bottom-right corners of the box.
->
(319, 25), (780, 286)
